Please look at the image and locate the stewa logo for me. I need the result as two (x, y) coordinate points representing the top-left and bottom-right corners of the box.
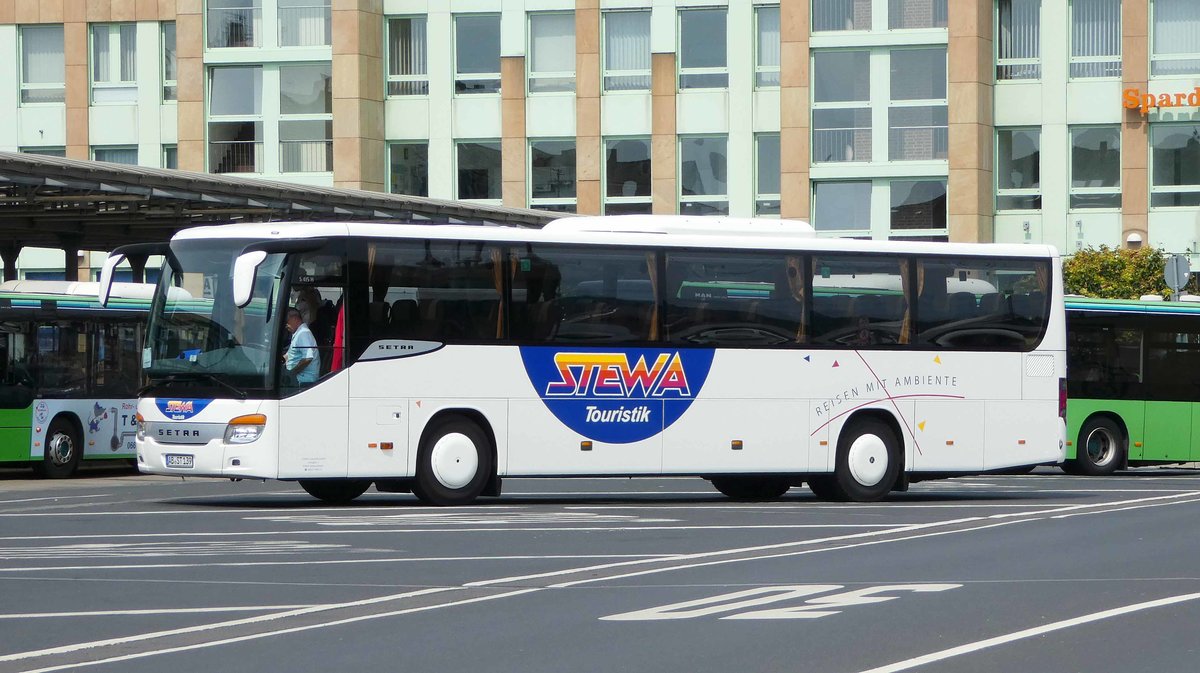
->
(155, 399), (212, 421)
(520, 347), (714, 444)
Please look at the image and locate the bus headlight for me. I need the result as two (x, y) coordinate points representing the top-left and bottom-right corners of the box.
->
(224, 414), (267, 445)
(135, 413), (146, 441)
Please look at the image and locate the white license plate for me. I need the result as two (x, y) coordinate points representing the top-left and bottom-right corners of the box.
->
(165, 454), (194, 468)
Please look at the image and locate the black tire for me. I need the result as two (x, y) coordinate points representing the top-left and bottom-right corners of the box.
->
(1063, 416), (1125, 476)
(412, 416), (493, 506)
(831, 417), (901, 502)
(34, 417), (82, 479)
(807, 475), (844, 501)
(299, 479), (371, 504)
(710, 476), (791, 501)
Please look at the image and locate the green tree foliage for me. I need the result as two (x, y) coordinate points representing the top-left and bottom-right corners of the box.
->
(1063, 245), (1171, 299)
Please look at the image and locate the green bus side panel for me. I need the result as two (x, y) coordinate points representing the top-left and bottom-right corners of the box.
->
(0, 406), (33, 463)
(1066, 399), (1145, 461)
(1144, 402), (1192, 462)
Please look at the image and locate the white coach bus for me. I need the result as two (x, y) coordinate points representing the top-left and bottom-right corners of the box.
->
(100, 216), (1066, 504)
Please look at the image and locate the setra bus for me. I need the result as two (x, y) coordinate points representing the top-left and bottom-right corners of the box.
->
(0, 280), (154, 477)
(1064, 295), (1200, 475)
(100, 216), (1067, 504)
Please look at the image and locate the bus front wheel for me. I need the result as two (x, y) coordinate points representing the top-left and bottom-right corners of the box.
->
(299, 480), (371, 504)
(35, 417), (81, 479)
(818, 418), (900, 502)
(1064, 417), (1124, 476)
(710, 476), (791, 501)
(412, 416), (493, 506)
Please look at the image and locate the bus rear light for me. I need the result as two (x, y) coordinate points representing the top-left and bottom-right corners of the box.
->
(1059, 377), (1068, 420)
(224, 414), (266, 445)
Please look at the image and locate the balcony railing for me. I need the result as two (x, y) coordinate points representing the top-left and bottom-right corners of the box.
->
(889, 126), (949, 161)
(208, 8), (262, 48)
(280, 140), (332, 172)
(279, 5), (331, 47)
(210, 141), (263, 173)
(812, 128), (872, 162)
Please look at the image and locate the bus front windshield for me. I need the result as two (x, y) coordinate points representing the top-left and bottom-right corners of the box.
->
(145, 240), (287, 395)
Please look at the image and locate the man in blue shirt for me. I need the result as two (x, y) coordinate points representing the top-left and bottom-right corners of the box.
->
(284, 307), (320, 385)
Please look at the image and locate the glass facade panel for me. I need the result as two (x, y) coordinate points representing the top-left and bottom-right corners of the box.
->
(890, 180), (947, 230)
(530, 140), (577, 205)
(756, 6), (780, 88)
(605, 138), (651, 198)
(813, 0), (872, 32)
(756, 133), (781, 216)
(389, 143), (429, 197)
(1152, 123), (1200, 207)
(997, 0), (1041, 80)
(813, 182), (872, 231)
(162, 22), (177, 101)
(455, 14), (501, 94)
(209, 66), (262, 116)
(91, 24), (137, 104)
(278, 0), (330, 47)
(388, 17), (428, 96)
(1152, 0), (1200, 76)
(20, 25), (65, 104)
(813, 109), (872, 163)
(1070, 126), (1121, 209)
(996, 128), (1041, 211)
(890, 48), (946, 100)
(603, 10), (651, 91)
(814, 51), (870, 103)
(679, 8), (728, 89)
(888, 0), (948, 29)
(888, 106), (949, 161)
(529, 13), (575, 93)
(1071, 0), (1121, 77)
(457, 142), (502, 200)
(208, 0), (262, 48)
(279, 64), (332, 114)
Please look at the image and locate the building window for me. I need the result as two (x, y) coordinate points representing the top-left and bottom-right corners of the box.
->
(813, 181), (872, 232)
(387, 17), (428, 96)
(888, 0), (948, 30)
(1152, 0), (1200, 76)
(1151, 123), (1200, 207)
(889, 48), (948, 161)
(890, 180), (946, 232)
(813, 50), (870, 163)
(21, 147), (66, 157)
(162, 145), (178, 169)
(390, 143), (429, 196)
(756, 6), (780, 88)
(679, 136), (728, 215)
(1070, 126), (1121, 209)
(208, 0), (261, 48)
(457, 141), (501, 200)
(19, 25), (65, 104)
(1071, 0), (1120, 78)
(529, 13), (575, 93)
(604, 138), (652, 214)
(279, 0), (330, 47)
(93, 147), (138, 165)
(279, 64), (332, 173)
(91, 24), (137, 104)
(455, 14), (501, 94)
(996, 128), (1041, 210)
(813, 0), (871, 32)
(208, 66), (263, 173)
(603, 10), (650, 92)
(679, 8), (728, 90)
(162, 22), (177, 101)
(996, 0), (1041, 80)
(756, 134), (781, 216)
(530, 140), (576, 212)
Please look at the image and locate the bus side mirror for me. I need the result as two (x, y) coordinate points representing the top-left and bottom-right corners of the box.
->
(232, 250), (269, 308)
(98, 253), (126, 307)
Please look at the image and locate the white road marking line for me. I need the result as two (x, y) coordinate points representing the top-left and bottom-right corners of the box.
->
(0, 606), (315, 619)
(1049, 496), (1200, 519)
(990, 491), (1200, 519)
(0, 540), (347, 560)
(0, 494), (110, 505)
(855, 591), (1200, 673)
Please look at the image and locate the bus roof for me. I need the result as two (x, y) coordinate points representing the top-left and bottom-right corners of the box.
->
(169, 219), (1059, 260)
(0, 280), (156, 300)
(1065, 295), (1200, 315)
(543, 215), (816, 237)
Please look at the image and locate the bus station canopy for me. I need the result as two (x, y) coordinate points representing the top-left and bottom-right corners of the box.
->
(0, 151), (560, 254)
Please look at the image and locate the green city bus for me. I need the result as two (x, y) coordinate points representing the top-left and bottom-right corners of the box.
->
(1065, 296), (1200, 475)
(0, 280), (152, 477)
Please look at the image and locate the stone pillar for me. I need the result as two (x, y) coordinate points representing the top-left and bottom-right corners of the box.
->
(64, 7), (89, 159)
(1121, 0), (1149, 249)
(779, 1), (810, 220)
(947, 1), (993, 243)
(501, 56), (527, 208)
(650, 53), (675, 215)
(332, 0), (385, 191)
(176, 0), (204, 171)
(575, 1), (601, 215)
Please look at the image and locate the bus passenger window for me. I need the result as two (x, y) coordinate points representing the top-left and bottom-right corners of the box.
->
(810, 256), (907, 347)
(915, 258), (1050, 351)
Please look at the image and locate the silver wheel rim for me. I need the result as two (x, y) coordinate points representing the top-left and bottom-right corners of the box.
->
(47, 432), (74, 466)
(1084, 427), (1117, 467)
(847, 433), (888, 487)
(429, 432), (479, 490)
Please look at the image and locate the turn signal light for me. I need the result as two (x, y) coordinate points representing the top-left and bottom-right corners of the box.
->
(224, 414), (267, 444)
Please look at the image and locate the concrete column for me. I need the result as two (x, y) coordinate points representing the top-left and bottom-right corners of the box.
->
(64, 7), (89, 159)
(332, 0), (385, 191)
(779, 1), (810, 220)
(651, 53), (675, 215)
(176, 0), (204, 171)
(501, 55), (526, 208)
(947, 0), (993, 243)
(0, 243), (22, 282)
(1121, 0), (1149, 249)
(575, 1), (601, 215)
(61, 240), (80, 282)
(127, 254), (148, 283)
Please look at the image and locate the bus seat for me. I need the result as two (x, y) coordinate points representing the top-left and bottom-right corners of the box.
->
(850, 295), (883, 322)
(947, 292), (978, 320)
(878, 295), (906, 322)
(368, 301), (390, 326)
(978, 293), (1004, 315)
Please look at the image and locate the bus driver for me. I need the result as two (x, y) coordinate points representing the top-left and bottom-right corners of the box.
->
(284, 307), (320, 386)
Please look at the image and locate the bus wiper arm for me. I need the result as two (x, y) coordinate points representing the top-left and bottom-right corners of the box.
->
(141, 373), (248, 400)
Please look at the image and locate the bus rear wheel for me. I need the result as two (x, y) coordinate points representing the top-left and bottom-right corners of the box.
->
(819, 417), (901, 502)
(412, 416), (493, 506)
(299, 479), (371, 504)
(1064, 416), (1124, 476)
(710, 476), (791, 501)
(34, 418), (81, 479)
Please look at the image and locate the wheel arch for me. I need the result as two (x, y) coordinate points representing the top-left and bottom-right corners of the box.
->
(836, 408), (907, 474)
(48, 411), (84, 444)
(417, 407), (499, 477)
(1078, 411), (1130, 468)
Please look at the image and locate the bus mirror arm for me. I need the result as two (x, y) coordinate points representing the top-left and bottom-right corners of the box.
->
(98, 242), (171, 307)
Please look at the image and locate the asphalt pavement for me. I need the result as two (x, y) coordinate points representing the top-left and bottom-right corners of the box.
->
(1, 467), (1199, 673)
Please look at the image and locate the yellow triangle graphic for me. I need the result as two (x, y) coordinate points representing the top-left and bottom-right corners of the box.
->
(933, 356), (942, 364)
(918, 421), (926, 431)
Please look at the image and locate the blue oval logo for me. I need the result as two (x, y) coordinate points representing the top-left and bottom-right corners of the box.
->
(520, 347), (714, 444)
(155, 399), (213, 421)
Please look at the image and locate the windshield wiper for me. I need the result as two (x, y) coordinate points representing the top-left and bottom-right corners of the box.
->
(140, 373), (248, 400)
